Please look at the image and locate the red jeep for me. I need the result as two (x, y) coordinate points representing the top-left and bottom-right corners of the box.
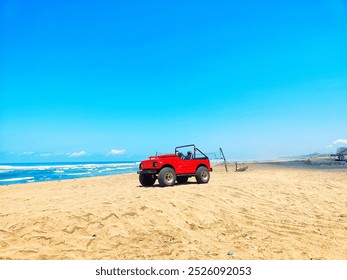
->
(137, 144), (212, 187)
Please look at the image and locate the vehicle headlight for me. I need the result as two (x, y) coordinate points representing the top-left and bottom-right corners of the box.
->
(139, 163), (142, 169)
(153, 162), (158, 167)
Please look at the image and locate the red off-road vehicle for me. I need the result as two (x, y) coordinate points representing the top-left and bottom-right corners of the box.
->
(137, 144), (212, 187)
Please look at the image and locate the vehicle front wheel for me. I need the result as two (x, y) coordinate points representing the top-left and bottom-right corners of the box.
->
(158, 167), (176, 187)
(139, 174), (156, 186)
(195, 166), (210, 184)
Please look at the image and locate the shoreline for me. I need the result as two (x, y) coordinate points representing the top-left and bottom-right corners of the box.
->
(0, 161), (140, 186)
(2, 158), (346, 188)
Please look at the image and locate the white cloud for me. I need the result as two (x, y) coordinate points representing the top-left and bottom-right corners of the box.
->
(69, 151), (87, 157)
(333, 139), (347, 145)
(38, 153), (52, 157)
(326, 144), (333, 148)
(22, 151), (35, 155)
(108, 149), (126, 155)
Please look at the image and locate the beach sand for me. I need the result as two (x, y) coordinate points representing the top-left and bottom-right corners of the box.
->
(0, 161), (346, 260)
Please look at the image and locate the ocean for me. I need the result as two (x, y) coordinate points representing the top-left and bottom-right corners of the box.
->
(0, 161), (140, 186)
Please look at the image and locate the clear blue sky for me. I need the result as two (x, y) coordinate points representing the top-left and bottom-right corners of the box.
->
(1, 0), (346, 163)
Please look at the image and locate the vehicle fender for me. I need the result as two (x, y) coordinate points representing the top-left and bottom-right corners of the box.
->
(160, 164), (175, 172)
(196, 164), (208, 172)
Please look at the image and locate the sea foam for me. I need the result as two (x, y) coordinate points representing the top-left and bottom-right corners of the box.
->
(0, 161), (139, 186)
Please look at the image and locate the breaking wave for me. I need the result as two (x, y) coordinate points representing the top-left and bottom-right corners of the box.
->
(0, 161), (139, 186)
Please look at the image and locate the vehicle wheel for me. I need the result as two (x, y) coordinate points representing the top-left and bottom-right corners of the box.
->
(139, 174), (156, 186)
(158, 167), (176, 187)
(176, 176), (189, 184)
(195, 166), (210, 184)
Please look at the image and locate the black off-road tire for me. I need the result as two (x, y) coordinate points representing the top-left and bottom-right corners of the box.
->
(195, 166), (210, 184)
(139, 174), (156, 186)
(158, 167), (176, 187)
(176, 176), (189, 184)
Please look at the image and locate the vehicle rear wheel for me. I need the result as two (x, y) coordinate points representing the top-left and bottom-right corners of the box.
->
(176, 176), (189, 184)
(158, 167), (176, 187)
(195, 166), (210, 184)
(139, 174), (156, 186)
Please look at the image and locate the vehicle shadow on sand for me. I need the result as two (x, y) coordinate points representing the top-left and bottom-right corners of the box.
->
(137, 181), (199, 188)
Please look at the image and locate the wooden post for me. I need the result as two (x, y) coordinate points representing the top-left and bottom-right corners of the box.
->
(219, 148), (228, 172)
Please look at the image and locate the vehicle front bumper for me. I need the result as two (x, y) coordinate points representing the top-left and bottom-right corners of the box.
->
(137, 169), (158, 175)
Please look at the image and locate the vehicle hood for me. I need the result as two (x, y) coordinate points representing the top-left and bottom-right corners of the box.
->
(148, 154), (177, 160)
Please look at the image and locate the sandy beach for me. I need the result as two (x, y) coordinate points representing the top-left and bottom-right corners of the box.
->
(0, 161), (346, 260)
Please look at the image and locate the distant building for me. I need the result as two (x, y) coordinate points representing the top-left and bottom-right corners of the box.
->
(331, 147), (347, 161)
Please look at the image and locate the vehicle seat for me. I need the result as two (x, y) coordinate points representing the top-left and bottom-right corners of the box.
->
(185, 153), (193, 160)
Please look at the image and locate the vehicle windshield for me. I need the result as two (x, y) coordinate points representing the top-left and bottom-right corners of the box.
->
(175, 145), (208, 160)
